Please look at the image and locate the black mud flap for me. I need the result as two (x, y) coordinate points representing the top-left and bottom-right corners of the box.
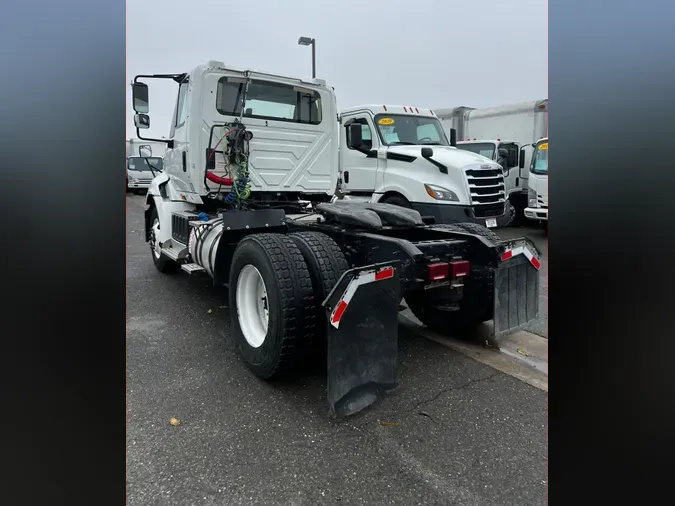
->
(322, 261), (401, 418)
(492, 239), (542, 339)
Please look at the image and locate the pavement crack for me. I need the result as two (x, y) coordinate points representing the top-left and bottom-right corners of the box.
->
(409, 372), (501, 413)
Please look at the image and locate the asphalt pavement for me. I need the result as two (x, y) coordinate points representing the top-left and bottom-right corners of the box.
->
(127, 194), (547, 506)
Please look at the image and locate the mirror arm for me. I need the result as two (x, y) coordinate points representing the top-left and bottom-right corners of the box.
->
(135, 128), (173, 148)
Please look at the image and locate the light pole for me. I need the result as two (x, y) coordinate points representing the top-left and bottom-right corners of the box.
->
(297, 36), (316, 79)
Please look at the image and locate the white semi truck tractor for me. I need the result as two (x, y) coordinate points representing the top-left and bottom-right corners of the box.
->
(336, 105), (510, 229)
(130, 61), (541, 417)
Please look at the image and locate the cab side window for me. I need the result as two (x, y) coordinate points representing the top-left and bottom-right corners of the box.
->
(175, 83), (189, 128)
(345, 120), (373, 150)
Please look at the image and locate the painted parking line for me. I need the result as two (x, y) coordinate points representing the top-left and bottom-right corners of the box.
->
(399, 310), (548, 392)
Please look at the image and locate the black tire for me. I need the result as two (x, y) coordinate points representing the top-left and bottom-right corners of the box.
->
(436, 222), (500, 243)
(407, 222), (496, 336)
(229, 233), (315, 380)
(149, 207), (180, 274)
(406, 264), (494, 337)
(289, 232), (349, 346)
(380, 194), (412, 208)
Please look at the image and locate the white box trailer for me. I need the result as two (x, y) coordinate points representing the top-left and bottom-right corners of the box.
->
(435, 100), (547, 223)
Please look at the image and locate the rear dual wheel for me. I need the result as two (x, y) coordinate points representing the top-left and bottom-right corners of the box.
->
(229, 232), (348, 379)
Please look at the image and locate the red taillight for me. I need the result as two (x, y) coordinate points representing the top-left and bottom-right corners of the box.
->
(428, 262), (450, 281)
(450, 260), (471, 277)
(427, 261), (470, 280)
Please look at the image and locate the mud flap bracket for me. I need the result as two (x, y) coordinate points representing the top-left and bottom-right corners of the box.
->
(322, 261), (401, 418)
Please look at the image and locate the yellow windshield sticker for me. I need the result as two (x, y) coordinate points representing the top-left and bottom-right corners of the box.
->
(539, 142), (548, 151)
(378, 117), (395, 125)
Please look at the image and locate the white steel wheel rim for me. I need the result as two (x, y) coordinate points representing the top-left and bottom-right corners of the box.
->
(236, 265), (269, 348)
(151, 218), (161, 259)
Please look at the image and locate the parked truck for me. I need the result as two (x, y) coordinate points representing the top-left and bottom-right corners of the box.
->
(525, 137), (548, 223)
(126, 138), (166, 194)
(336, 105), (510, 229)
(436, 100), (548, 224)
(130, 61), (541, 417)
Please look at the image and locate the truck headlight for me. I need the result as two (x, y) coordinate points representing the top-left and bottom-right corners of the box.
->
(528, 188), (537, 207)
(424, 184), (459, 202)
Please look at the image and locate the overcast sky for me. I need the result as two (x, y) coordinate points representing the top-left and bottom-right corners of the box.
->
(127, 0), (547, 139)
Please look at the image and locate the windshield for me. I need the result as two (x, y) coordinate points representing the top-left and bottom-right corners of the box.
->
(374, 114), (449, 146)
(128, 157), (163, 172)
(456, 142), (496, 160)
(531, 141), (548, 174)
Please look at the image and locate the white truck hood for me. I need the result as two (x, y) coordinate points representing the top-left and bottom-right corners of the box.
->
(387, 145), (501, 170)
(380, 145), (502, 205)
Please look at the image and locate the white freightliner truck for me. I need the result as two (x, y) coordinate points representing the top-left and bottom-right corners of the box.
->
(126, 139), (166, 194)
(130, 61), (541, 417)
(525, 137), (548, 222)
(336, 105), (510, 229)
(436, 100), (548, 224)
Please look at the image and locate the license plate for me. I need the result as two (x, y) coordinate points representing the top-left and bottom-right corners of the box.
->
(485, 218), (497, 228)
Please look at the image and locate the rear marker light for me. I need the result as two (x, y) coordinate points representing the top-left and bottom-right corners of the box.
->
(428, 262), (450, 281)
(450, 260), (471, 277)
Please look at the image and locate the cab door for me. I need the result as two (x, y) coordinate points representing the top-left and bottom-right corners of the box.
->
(498, 141), (521, 196)
(164, 79), (192, 193)
(340, 114), (379, 192)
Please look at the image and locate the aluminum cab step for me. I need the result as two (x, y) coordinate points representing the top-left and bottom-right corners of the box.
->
(161, 238), (189, 262)
(181, 263), (206, 274)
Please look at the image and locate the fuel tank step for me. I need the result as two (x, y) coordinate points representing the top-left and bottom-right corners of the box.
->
(181, 263), (206, 274)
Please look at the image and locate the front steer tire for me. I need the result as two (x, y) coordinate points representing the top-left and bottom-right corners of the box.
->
(229, 233), (315, 380)
(149, 207), (180, 274)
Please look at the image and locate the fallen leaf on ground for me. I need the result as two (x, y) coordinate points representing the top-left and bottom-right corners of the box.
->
(517, 348), (529, 357)
(207, 309), (213, 314)
(378, 419), (400, 427)
(169, 417), (181, 426)
(219, 305), (227, 309)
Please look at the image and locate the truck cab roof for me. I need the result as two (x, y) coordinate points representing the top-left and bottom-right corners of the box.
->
(457, 139), (517, 144)
(341, 104), (437, 118)
(199, 61), (329, 88)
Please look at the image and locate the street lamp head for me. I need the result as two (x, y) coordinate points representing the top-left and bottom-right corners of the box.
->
(298, 36), (314, 46)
